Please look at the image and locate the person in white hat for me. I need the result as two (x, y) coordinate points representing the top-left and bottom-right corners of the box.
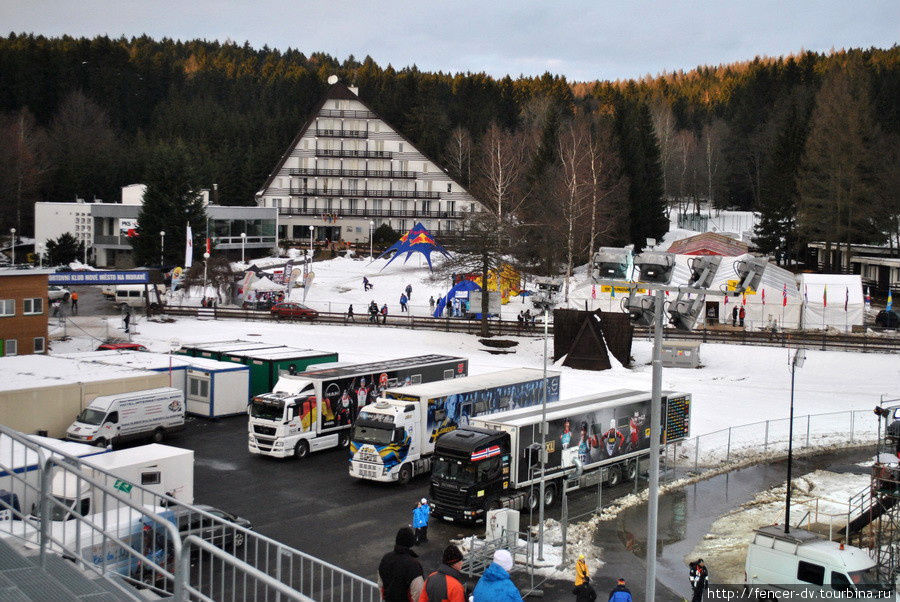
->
(412, 498), (431, 544)
(472, 549), (522, 601)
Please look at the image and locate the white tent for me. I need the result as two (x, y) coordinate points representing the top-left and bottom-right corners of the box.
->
(248, 277), (284, 292)
(798, 273), (864, 332)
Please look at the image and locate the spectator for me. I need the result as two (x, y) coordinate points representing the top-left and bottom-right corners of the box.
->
(400, 293), (408, 312)
(739, 305), (746, 328)
(572, 554), (596, 601)
(412, 498), (430, 544)
(608, 578), (632, 602)
(346, 304), (355, 323)
(70, 291), (79, 314)
(690, 559), (709, 602)
(122, 306), (131, 333)
(429, 296), (435, 311)
(378, 527), (424, 602)
(731, 305), (738, 327)
(419, 545), (467, 602)
(363, 276), (373, 291)
(381, 303), (388, 325)
(369, 301), (379, 323)
(517, 311), (524, 331)
(472, 549), (522, 602)
(406, 283), (413, 300)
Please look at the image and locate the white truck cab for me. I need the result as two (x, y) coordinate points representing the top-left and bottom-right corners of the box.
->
(350, 400), (422, 483)
(745, 525), (886, 594)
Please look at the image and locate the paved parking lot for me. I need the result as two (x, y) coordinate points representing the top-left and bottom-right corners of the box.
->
(163, 414), (648, 597)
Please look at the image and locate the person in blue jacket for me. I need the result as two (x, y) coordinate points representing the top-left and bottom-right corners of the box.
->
(608, 577), (632, 602)
(412, 498), (431, 544)
(472, 549), (523, 602)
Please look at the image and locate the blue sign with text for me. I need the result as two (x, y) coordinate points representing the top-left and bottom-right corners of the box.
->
(48, 271), (151, 285)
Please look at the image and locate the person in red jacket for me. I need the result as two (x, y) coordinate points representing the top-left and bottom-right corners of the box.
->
(419, 545), (467, 602)
(601, 419), (625, 459)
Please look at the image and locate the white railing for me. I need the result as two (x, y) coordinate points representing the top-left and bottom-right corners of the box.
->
(0, 425), (379, 601)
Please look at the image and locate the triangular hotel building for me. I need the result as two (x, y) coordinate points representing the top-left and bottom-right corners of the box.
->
(256, 81), (481, 244)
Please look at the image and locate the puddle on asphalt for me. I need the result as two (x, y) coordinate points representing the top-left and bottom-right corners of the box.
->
(597, 448), (873, 597)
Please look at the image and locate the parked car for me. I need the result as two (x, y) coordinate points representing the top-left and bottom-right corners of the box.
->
(270, 302), (318, 321)
(176, 505), (253, 551)
(875, 309), (900, 328)
(48, 285), (71, 302)
(96, 342), (148, 352)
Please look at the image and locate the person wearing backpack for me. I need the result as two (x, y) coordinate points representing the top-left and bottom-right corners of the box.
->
(419, 545), (467, 602)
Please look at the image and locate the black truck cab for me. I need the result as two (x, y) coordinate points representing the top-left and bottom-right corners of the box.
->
(429, 427), (510, 523)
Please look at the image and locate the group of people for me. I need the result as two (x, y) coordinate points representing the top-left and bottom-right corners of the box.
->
(378, 527), (523, 602)
(516, 309), (536, 329)
(365, 300), (389, 324)
(731, 305), (746, 327)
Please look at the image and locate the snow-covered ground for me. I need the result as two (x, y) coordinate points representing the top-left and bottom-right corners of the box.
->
(51, 308), (900, 441)
(689, 469), (872, 583)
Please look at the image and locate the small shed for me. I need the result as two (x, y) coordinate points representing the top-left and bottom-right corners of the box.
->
(661, 340), (701, 369)
(176, 341), (286, 361)
(221, 347), (339, 397)
(61, 350), (251, 418)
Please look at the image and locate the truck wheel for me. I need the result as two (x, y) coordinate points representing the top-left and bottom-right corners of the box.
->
(543, 482), (558, 507)
(95, 438), (108, 448)
(338, 431), (350, 448)
(398, 464), (412, 485)
(233, 532), (245, 548)
(152, 428), (165, 443)
(294, 441), (310, 459)
(625, 459), (638, 482)
(606, 465), (622, 487)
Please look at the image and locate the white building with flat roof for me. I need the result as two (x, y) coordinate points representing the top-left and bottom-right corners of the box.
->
(33, 199), (94, 256)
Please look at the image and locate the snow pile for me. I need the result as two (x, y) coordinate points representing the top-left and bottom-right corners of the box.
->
(453, 518), (604, 581)
(688, 469), (871, 583)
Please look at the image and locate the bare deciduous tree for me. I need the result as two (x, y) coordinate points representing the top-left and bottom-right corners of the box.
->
(443, 126), (473, 187)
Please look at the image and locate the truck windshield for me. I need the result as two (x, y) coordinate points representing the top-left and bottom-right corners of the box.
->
(433, 458), (477, 485)
(249, 400), (285, 421)
(75, 409), (106, 425)
(352, 423), (395, 446)
(848, 567), (881, 589)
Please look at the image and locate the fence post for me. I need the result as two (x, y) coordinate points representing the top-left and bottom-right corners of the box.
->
(850, 411), (855, 443)
(764, 421), (769, 452)
(726, 428), (732, 463)
(806, 415), (811, 447)
(694, 438), (699, 472)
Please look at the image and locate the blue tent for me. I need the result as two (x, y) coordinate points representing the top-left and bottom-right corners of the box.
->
(376, 223), (451, 271)
(434, 279), (484, 318)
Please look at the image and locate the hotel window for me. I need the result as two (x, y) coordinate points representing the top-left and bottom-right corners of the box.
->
(4, 339), (16, 356)
(23, 298), (43, 315)
(33, 337), (45, 353)
(0, 299), (14, 316)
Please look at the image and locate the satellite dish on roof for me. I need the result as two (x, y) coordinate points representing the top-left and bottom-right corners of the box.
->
(327, 75), (339, 85)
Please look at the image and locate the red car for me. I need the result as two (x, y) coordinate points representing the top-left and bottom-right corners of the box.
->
(270, 302), (319, 321)
(96, 342), (148, 351)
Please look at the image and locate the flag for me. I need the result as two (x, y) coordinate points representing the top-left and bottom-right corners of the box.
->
(865, 287), (871, 308)
(184, 225), (193, 268)
(888, 290), (894, 313)
(761, 288), (766, 305)
(844, 286), (848, 312)
(823, 285), (827, 308)
(782, 283), (788, 307)
(610, 286), (615, 298)
(742, 292), (746, 306)
(591, 285), (596, 299)
(724, 293), (728, 305)
(206, 237), (211, 254)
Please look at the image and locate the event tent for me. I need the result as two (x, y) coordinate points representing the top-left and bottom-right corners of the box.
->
(797, 273), (864, 331)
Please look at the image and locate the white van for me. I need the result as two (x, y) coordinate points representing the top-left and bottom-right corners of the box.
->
(114, 284), (167, 310)
(66, 387), (185, 447)
(745, 525), (885, 594)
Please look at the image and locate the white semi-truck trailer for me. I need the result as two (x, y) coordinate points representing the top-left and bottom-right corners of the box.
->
(248, 355), (468, 459)
(430, 389), (691, 523)
(349, 368), (560, 484)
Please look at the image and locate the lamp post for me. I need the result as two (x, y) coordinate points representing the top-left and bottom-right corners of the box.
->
(203, 252), (210, 301)
(538, 308), (549, 560)
(159, 230), (165, 268)
(785, 348), (806, 533)
(10, 228), (15, 265)
(240, 232), (247, 264)
(369, 220), (375, 259)
(308, 225), (314, 262)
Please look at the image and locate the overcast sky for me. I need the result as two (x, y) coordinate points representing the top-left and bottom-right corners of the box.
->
(2, 1), (897, 81)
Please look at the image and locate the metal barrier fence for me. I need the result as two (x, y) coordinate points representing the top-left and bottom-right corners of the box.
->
(672, 409), (878, 472)
(0, 426), (379, 601)
(160, 304), (900, 353)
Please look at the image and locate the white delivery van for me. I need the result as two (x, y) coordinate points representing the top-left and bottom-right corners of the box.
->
(66, 387), (185, 447)
(745, 525), (885, 594)
(114, 284), (167, 309)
